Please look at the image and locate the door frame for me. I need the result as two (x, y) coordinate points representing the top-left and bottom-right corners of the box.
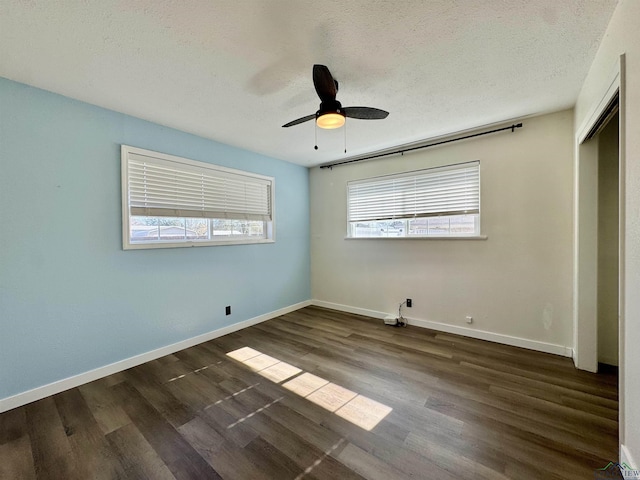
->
(573, 56), (624, 371)
(572, 54), (626, 440)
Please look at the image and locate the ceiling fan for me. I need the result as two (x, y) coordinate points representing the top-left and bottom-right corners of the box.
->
(282, 64), (389, 129)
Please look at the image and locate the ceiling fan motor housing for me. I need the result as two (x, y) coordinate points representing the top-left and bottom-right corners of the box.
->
(317, 100), (344, 118)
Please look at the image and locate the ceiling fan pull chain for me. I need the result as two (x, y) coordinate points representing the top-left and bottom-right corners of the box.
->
(344, 118), (347, 154)
(314, 122), (318, 150)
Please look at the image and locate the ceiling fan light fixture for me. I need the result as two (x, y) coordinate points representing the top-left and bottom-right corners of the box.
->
(316, 112), (345, 129)
(281, 65), (388, 129)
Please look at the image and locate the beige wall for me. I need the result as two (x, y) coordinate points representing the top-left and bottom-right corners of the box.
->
(310, 109), (574, 351)
(575, 0), (640, 466)
(597, 115), (619, 366)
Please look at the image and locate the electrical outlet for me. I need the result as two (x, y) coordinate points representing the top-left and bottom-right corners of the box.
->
(465, 316), (473, 324)
(406, 298), (412, 308)
(225, 306), (231, 315)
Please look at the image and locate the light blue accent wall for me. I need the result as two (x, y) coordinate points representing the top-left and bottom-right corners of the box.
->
(0, 77), (310, 400)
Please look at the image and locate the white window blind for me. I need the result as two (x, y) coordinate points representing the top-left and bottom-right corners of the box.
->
(347, 161), (479, 222)
(125, 151), (272, 221)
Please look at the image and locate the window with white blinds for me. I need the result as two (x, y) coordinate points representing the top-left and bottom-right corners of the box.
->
(121, 145), (274, 249)
(347, 161), (480, 238)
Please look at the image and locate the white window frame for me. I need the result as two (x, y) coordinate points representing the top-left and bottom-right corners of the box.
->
(346, 161), (483, 239)
(121, 145), (275, 250)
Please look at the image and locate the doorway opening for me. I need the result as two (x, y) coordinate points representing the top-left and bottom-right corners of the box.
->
(596, 111), (620, 371)
(575, 90), (620, 373)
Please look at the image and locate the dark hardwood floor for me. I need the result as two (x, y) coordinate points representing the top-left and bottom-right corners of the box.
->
(0, 306), (620, 479)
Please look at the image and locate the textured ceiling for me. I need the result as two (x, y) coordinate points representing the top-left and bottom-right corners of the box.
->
(0, 1), (617, 167)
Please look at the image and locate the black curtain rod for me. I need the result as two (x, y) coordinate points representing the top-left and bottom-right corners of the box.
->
(319, 122), (523, 169)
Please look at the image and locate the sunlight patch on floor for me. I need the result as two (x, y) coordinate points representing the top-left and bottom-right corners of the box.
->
(226, 347), (392, 431)
(282, 372), (329, 396)
(242, 353), (280, 372)
(306, 382), (358, 412)
(258, 361), (303, 383)
(226, 346), (262, 362)
(335, 394), (393, 431)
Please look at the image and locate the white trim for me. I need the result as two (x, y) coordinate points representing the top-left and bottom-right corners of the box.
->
(123, 238), (275, 250)
(622, 444), (638, 474)
(618, 52), (627, 447)
(312, 300), (389, 320)
(312, 300), (573, 358)
(576, 60), (620, 144)
(573, 55), (623, 374)
(0, 300), (311, 414)
(344, 235), (488, 241)
(408, 317), (573, 357)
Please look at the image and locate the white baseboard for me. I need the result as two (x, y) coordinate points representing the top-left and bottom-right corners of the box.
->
(621, 444), (639, 476)
(0, 300), (312, 414)
(312, 300), (573, 358)
(312, 300), (388, 320)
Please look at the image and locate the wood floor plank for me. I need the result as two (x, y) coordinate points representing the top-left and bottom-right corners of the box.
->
(426, 389), (617, 460)
(337, 442), (412, 480)
(54, 388), (127, 479)
(404, 430), (511, 480)
(0, 406), (27, 445)
(462, 421), (605, 480)
(0, 306), (619, 480)
(0, 435), (36, 480)
(24, 397), (78, 480)
(304, 394), (463, 480)
(106, 423), (176, 480)
(200, 401), (261, 448)
(461, 360), (618, 401)
(242, 435), (303, 479)
(434, 390), (617, 462)
(560, 394), (619, 420)
(504, 461), (572, 480)
(122, 365), (196, 429)
(489, 384), (618, 434)
(165, 374), (224, 412)
(177, 416), (225, 460)
(111, 381), (222, 480)
(206, 440), (273, 480)
(271, 402), (344, 450)
(233, 403), (364, 480)
(78, 379), (131, 435)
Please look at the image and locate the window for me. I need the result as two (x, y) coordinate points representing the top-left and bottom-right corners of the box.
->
(121, 145), (274, 249)
(347, 161), (480, 238)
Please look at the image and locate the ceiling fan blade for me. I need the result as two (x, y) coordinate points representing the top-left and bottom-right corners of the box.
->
(313, 64), (337, 102)
(282, 114), (316, 128)
(343, 107), (389, 120)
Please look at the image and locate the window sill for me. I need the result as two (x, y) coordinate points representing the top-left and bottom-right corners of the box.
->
(124, 238), (275, 250)
(344, 235), (488, 241)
